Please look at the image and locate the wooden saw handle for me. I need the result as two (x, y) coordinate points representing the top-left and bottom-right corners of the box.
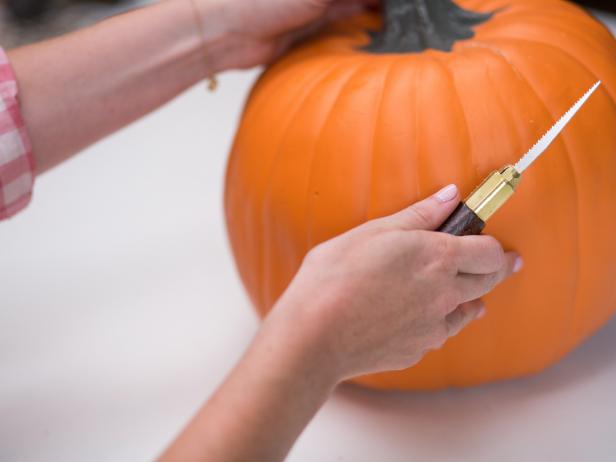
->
(437, 202), (486, 236)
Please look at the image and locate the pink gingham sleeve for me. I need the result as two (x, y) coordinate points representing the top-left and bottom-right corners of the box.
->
(0, 47), (35, 220)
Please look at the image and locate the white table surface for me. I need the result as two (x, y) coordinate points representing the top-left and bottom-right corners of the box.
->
(1, 9), (615, 462)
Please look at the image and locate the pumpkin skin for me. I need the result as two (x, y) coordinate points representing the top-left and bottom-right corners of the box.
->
(225, 0), (616, 390)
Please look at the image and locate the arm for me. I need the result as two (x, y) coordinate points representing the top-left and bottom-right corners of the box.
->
(8, 0), (372, 174)
(8, 0), (223, 173)
(159, 308), (338, 462)
(159, 186), (521, 462)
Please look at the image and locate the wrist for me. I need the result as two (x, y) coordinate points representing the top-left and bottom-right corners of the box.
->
(188, 0), (251, 73)
(258, 294), (343, 393)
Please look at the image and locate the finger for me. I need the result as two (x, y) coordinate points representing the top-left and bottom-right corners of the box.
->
(386, 184), (460, 231)
(278, 1), (370, 53)
(455, 252), (521, 303)
(445, 299), (485, 338)
(276, 0), (376, 63)
(454, 235), (506, 274)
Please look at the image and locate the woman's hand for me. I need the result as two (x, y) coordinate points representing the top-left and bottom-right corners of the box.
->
(271, 183), (521, 381)
(200, 0), (376, 70)
(161, 184), (522, 462)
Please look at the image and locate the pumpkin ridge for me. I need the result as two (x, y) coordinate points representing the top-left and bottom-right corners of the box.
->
(459, 41), (524, 82)
(482, 26), (615, 76)
(510, 37), (616, 342)
(477, 44), (526, 157)
(415, 56), (458, 388)
(226, 63), (335, 306)
(367, 61), (396, 220)
(540, 8), (614, 41)
(482, 11), (616, 77)
(494, 36), (616, 108)
(411, 65), (421, 200)
(487, 4), (614, 39)
(460, 37), (582, 367)
(473, 43), (531, 372)
(442, 48), (514, 380)
(432, 54), (478, 177)
(257, 63), (351, 307)
(302, 63), (368, 250)
(500, 44), (584, 360)
(475, 14), (604, 52)
(464, 51), (510, 380)
(262, 66), (358, 308)
(550, 40), (615, 108)
(430, 54), (474, 387)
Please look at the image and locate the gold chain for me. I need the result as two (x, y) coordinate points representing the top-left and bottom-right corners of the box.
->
(188, 0), (218, 91)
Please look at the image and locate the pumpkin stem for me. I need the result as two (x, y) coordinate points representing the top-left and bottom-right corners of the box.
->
(364, 0), (493, 53)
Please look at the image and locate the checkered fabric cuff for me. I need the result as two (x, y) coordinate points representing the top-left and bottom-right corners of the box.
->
(0, 47), (35, 220)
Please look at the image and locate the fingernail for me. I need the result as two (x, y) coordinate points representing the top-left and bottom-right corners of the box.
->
(477, 306), (487, 319)
(434, 184), (458, 203)
(513, 257), (524, 273)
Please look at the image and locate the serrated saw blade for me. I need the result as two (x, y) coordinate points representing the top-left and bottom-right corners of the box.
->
(515, 81), (602, 173)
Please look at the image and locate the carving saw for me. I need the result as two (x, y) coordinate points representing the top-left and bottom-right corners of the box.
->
(438, 81), (602, 236)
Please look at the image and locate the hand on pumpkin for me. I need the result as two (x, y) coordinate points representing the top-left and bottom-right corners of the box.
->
(272, 184), (522, 380)
(161, 185), (522, 462)
(203, 0), (376, 69)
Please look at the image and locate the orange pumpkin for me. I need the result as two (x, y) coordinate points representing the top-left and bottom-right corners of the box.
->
(225, 0), (616, 389)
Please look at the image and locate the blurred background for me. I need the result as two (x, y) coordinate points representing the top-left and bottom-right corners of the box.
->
(0, 0), (147, 48)
(0, 0), (614, 48)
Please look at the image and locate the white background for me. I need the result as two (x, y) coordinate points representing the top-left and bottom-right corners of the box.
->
(1, 8), (615, 462)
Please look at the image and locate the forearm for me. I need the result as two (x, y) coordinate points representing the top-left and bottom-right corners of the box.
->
(158, 302), (338, 462)
(8, 0), (232, 173)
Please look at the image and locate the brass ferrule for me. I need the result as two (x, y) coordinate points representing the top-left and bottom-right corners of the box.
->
(464, 165), (521, 222)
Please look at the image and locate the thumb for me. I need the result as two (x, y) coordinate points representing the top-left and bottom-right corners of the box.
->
(388, 184), (460, 231)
